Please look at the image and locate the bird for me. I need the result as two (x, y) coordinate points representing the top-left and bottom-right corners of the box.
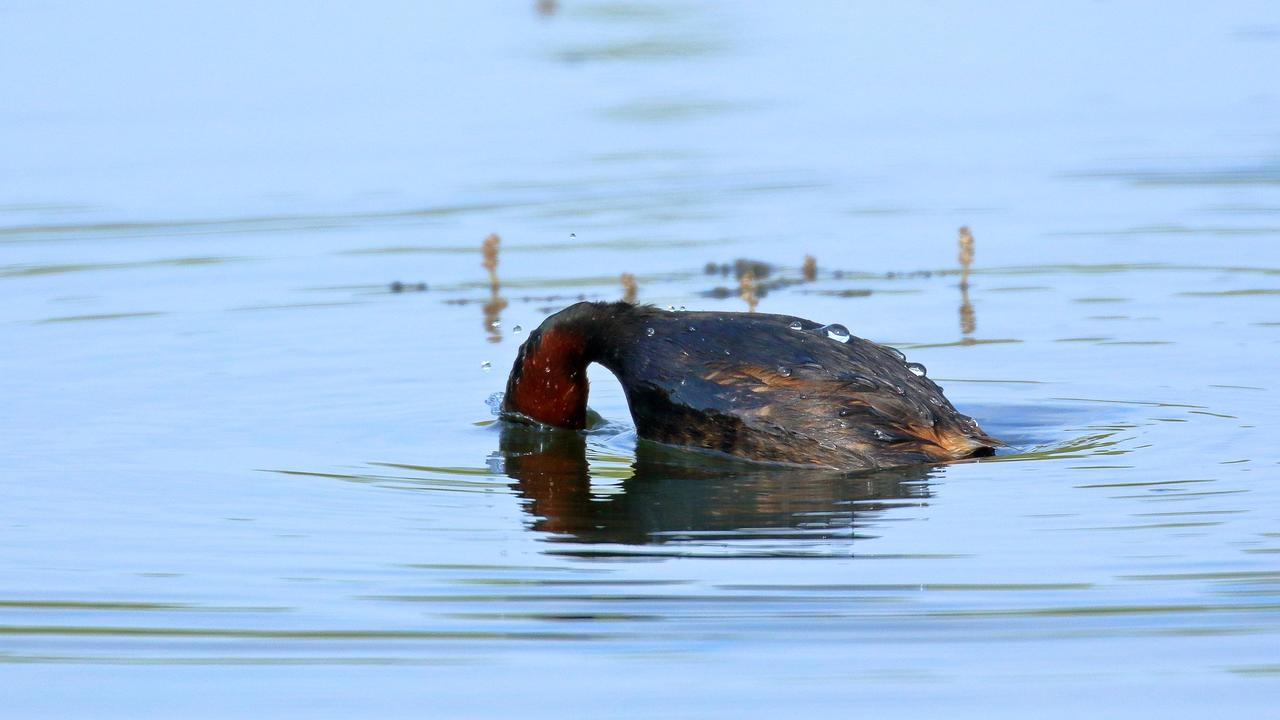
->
(501, 301), (998, 470)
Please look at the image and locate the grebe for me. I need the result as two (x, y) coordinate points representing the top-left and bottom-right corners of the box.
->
(501, 302), (997, 470)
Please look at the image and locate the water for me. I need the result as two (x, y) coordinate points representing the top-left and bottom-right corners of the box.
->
(3, 2), (1280, 718)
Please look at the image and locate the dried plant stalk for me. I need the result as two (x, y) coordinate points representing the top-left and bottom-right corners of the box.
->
(481, 233), (505, 342)
(620, 272), (638, 304)
(958, 226), (974, 289)
(482, 233), (501, 290)
(739, 270), (758, 313)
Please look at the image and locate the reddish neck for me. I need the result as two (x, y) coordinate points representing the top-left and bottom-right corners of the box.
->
(503, 326), (592, 429)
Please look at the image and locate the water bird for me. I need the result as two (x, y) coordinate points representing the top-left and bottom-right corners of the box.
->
(501, 302), (998, 470)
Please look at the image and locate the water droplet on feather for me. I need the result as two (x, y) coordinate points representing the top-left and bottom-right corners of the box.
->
(820, 324), (851, 343)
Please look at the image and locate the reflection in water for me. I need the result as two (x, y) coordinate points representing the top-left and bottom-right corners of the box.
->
(959, 282), (976, 337)
(494, 422), (933, 548)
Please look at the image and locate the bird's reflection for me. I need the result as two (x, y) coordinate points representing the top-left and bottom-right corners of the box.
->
(494, 422), (934, 547)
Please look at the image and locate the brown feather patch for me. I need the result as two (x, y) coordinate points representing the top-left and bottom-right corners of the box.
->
(506, 328), (590, 429)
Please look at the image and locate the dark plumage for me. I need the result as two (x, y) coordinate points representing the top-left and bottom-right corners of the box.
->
(502, 301), (998, 470)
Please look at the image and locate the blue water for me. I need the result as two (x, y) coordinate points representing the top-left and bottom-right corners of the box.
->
(3, 2), (1280, 717)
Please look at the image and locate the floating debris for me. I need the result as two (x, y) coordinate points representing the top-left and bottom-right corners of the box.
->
(735, 259), (773, 279)
(389, 281), (427, 293)
(809, 289), (872, 298)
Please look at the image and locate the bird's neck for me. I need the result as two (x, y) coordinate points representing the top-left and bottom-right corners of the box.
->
(503, 325), (594, 429)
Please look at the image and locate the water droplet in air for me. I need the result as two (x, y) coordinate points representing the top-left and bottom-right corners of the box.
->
(490, 320), (500, 329)
(645, 327), (655, 337)
(569, 232), (577, 239)
(667, 305), (676, 311)
(512, 324), (523, 334)
(820, 323), (851, 343)
(788, 321), (803, 331)
(777, 365), (792, 377)
(906, 362), (927, 377)
(480, 361), (492, 371)
(679, 305), (686, 311)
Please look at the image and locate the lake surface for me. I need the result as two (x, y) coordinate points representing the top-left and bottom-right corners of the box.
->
(3, 2), (1280, 717)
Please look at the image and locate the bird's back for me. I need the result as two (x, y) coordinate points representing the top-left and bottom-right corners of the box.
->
(591, 304), (995, 469)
